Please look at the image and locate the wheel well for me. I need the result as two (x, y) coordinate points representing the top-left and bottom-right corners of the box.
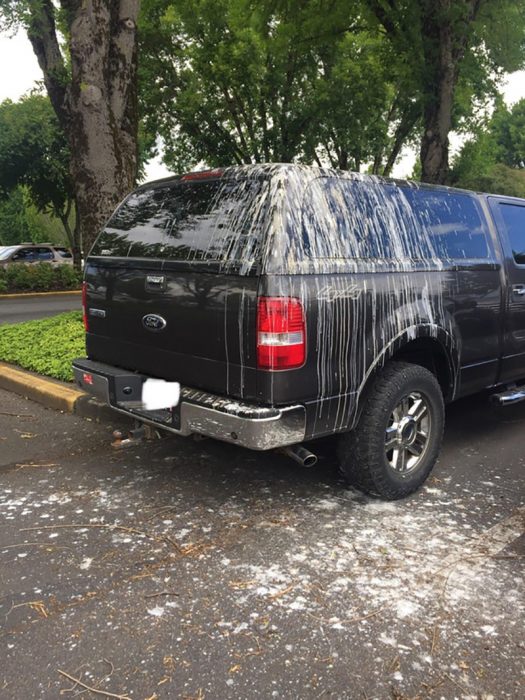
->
(351, 337), (455, 431)
(390, 338), (453, 400)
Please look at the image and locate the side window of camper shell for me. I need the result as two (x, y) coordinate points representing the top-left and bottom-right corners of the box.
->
(300, 178), (491, 263)
(403, 188), (492, 261)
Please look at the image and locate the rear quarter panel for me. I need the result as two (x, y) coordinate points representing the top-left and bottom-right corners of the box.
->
(258, 264), (501, 439)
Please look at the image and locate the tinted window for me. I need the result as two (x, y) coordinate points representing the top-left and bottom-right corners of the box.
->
(404, 189), (490, 260)
(301, 178), (490, 262)
(498, 203), (525, 264)
(35, 247), (54, 261)
(13, 248), (36, 262)
(92, 178), (270, 269)
(55, 247), (73, 258)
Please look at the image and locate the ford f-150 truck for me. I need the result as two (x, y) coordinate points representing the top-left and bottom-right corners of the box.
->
(73, 164), (525, 499)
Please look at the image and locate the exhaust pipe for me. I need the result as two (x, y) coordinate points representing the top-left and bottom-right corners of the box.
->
(280, 444), (318, 468)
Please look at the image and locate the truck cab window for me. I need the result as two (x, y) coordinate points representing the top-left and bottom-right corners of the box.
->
(499, 203), (525, 265)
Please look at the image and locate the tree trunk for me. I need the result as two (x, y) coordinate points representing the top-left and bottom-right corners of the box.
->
(369, 0), (483, 185)
(68, 1), (139, 255)
(58, 200), (82, 271)
(383, 103), (420, 177)
(27, 1), (140, 256)
(419, 1), (455, 184)
(420, 0), (482, 184)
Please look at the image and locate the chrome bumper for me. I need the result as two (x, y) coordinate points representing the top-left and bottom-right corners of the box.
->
(72, 359), (306, 451)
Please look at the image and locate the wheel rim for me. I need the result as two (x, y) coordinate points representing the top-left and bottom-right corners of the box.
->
(385, 392), (431, 474)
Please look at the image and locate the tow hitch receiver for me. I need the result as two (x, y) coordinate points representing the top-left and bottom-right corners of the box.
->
(111, 423), (162, 449)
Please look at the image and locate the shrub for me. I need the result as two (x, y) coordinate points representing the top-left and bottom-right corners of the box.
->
(0, 311), (85, 382)
(0, 262), (82, 293)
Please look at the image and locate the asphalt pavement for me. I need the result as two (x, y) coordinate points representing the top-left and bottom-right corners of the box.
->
(0, 388), (523, 699)
(0, 292), (80, 326)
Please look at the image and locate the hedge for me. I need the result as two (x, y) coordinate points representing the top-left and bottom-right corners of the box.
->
(0, 311), (85, 382)
(0, 262), (82, 293)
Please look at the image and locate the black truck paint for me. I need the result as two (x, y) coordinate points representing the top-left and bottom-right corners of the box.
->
(73, 164), (525, 498)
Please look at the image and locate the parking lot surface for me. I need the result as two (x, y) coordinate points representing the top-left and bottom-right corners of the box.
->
(0, 388), (523, 699)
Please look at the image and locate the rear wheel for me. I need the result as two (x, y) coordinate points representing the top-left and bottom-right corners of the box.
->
(338, 361), (445, 499)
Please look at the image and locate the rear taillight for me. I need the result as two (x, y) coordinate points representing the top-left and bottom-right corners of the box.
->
(257, 297), (306, 370)
(82, 281), (88, 332)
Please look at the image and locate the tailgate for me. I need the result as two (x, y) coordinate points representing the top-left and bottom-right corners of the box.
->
(84, 262), (259, 400)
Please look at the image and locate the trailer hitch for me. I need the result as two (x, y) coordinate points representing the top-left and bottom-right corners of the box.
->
(111, 421), (162, 448)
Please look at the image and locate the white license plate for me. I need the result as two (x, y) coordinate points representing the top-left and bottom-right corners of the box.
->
(141, 379), (180, 410)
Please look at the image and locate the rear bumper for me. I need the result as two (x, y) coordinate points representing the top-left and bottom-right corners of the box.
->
(72, 358), (306, 450)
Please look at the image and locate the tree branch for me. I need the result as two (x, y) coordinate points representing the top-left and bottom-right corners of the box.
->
(26, 0), (69, 128)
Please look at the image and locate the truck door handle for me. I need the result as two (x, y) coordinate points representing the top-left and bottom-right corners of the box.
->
(512, 284), (525, 296)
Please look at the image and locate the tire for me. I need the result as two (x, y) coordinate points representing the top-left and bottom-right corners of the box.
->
(338, 361), (445, 500)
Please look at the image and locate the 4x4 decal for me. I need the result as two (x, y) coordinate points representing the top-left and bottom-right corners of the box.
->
(317, 284), (362, 301)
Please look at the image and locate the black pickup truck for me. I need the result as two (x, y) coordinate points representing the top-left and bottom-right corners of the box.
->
(73, 164), (525, 499)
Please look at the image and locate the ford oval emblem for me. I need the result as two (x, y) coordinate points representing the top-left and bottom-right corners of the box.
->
(142, 314), (167, 332)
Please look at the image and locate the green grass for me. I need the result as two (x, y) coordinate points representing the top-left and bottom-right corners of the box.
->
(0, 311), (85, 382)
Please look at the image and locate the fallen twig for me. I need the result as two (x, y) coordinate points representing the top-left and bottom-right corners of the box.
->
(306, 605), (387, 626)
(57, 669), (130, 700)
(2, 542), (72, 551)
(444, 673), (470, 696)
(268, 583), (296, 600)
(346, 605), (387, 623)
(15, 462), (57, 471)
(144, 590), (180, 599)
(22, 523), (148, 536)
(0, 411), (35, 417)
(10, 600), (49, 618)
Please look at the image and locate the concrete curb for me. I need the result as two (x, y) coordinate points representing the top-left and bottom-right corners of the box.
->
(0, 290), (81, 300)
(0, 361), (130, 426)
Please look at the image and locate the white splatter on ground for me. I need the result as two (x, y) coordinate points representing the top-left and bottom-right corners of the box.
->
(1, 392), (524, 699)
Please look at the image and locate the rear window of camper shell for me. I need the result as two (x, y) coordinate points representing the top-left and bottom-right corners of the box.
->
(91, 177), (271, 269)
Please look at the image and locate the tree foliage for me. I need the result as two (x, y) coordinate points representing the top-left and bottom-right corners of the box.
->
(139, 0), (525, 182)
(0, 94), (78, 249)
(366, 0), (525, 183)
(451, 99), (525, 196)
(139, 0), (420, 175)
(0, 186), (68, 246)
(0, 188), (35, 246)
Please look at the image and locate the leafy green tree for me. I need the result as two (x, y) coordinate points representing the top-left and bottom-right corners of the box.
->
(139, 0), (420, 175)
(0, 186), (68, 247)
(366, 0), (525, 184)
(0, 0), (141, 255)
(491, 99), (525, 169)
(451, 99), (525, 196)
(0, 94), (80, 257)
(0, 188), (35, 246)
